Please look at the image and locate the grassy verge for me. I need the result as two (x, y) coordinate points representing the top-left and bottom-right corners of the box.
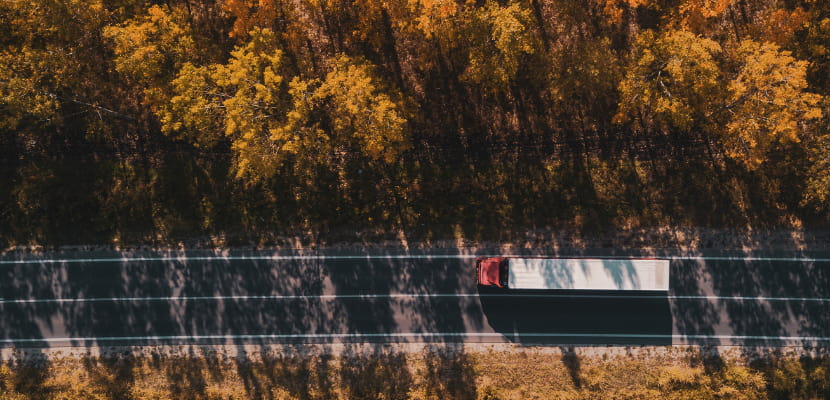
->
(2, 346), (829, 399)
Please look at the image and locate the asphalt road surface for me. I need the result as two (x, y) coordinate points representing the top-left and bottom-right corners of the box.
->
(1, 251), (829, 347)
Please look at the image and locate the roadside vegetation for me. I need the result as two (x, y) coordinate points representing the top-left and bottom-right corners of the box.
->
(1, 0), (829, 247)
(1, 347), (829, 399)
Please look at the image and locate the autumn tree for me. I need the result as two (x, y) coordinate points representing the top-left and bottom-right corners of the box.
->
(160, 28), (410, 180)
(0, 0), (118, 143)
(721, 40), (823, 168)
(402, 0), (462, 41)
(221, 0), (395, 76)
(671, 0), (735, 34)
(104, 5), (197, 111)
(314, 55), (410, 163)
(793, 4), (830, 95)
(749, 7), (809, 47)
(667, 0), (810, 48)
(616, 28), (823, 168)
(597, 0), (654, 25)
(615, 30), (723, 133)
(159, 63), (227, 149)
(462, 1), (541, 92)
(160, 28), (296, 170)
(0, 46), (61, 131)
(223, 0), (284, 38)
(802, 128), (830, 212)
(221, 0), (306, 59)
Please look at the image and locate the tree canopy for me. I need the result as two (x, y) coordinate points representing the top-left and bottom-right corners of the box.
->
(1, 0), (828, 216)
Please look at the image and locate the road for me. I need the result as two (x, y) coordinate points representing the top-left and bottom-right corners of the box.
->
(1, 251), (829, 347)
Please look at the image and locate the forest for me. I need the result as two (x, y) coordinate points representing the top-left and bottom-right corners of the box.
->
(1, 0), (828, 246)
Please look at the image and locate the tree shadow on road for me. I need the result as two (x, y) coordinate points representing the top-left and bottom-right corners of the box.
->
(0, 248), (484, 398)
(0, 248), (476, 348)
(670, 255), (830, 347)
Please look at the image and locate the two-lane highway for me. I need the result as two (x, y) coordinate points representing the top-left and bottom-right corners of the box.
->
(1, 252), (829, 347)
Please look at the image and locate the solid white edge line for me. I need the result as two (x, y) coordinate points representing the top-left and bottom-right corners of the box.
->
(3, 293), (830, 304)
(2, 332), (830, 343)
(1, 255), (830, 264)
(0, 255), (480, 264)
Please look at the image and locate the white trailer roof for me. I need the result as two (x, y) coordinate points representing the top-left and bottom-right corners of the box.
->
(507, 258), (670, 291)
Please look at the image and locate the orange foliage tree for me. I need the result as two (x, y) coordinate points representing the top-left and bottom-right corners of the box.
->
(722, 40), (823, 169)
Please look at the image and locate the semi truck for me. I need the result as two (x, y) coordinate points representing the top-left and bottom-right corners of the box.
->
(475, 257), (670, 291)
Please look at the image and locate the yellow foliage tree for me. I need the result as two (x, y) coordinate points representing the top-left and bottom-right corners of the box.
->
(598, 0), (654, 25)
(462, 0), (541, 91)
(404, 0), (462, 40)
(615, 30), (723, 131)
(160, 29), (410, 180)
(161, 28), (302, 176)
(617, 31), (824, 168)
(673, 0), (734, 32)
(802, 128), (830, 211)
(223, 0), (283, 38)
(0, 365), (25, 400)
(0, 0), (111, 133)
(159, 62), (227, 148)
(104, 5), (195, 82)
(752, 7), (810, 47)
(104, 5), (197, 111)
(314, 55), (410, 163)
(723, 40), (823, 168)
(214, 30), (321, 178)
(0, 47), (62, 130)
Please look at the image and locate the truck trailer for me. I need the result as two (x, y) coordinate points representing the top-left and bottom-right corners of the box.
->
(475, 257), (670, 291)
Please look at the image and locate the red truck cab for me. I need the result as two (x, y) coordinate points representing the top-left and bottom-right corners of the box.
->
(476, 257), (508, 287)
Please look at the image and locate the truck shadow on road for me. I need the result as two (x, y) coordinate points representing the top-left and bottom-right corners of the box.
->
(477, 288), (673, 345)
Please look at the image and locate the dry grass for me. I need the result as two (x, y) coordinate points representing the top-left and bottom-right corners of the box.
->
(1, 346), (829, 400)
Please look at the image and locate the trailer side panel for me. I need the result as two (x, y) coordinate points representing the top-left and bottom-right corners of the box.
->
(507, 258), (669, 291)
